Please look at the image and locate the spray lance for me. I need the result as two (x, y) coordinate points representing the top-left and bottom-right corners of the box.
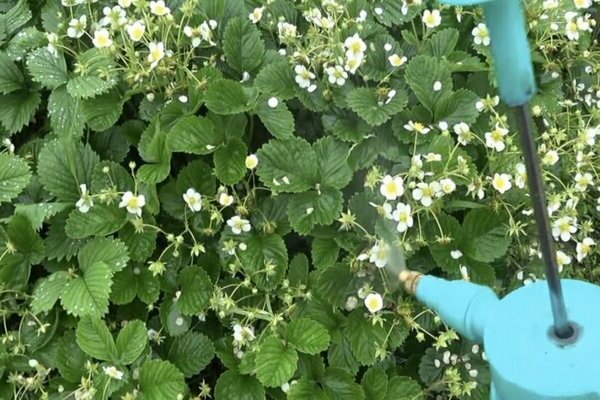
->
(395, 0), (600, 399)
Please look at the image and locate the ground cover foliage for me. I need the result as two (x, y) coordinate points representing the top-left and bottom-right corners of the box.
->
(0, 0), (599, 398)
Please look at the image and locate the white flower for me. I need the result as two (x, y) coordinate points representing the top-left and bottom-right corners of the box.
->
(542, 150), (559, 166)
(218, 192), (234, 207)
(380, 175), (404, 200)
(573, 0), (591, 9)
(267, 97), (279, 108)
(574, 172), (593, 191)
(424, 153), (442, 162)
(485, 124), (508, 152)
(404, 121), (431, 134)
(61, 0), (84, 5)
(183, 188), (202, 212)
(422, 10), (442, 29)
(364, 292), (384, 314)
(126, 20), (145, 42)
(46, 32), (59, 56)
(326, 65), (348, 86)
(100, 6), (126, 27)
(28, 359), (39, 368)
(119, 191), (146, 217)
(576, 237), (595, 261)
(388, 54), (407, 67)
(277, 21), (297, 40)
(249, 7), (264, 23)
(118, 0), (132, 7)
(356, 9), (368, 22)
(412, 181), (441, 207)
(556, 250), (571, 272)
(232, 323), (255, 345)
(344, 33), (366, 58)
(344, 54), (364, 75)
(281, 383), (291, 393)
(92, 29), (112, 48)
(583, 127), (598, 146)
(476, 95), (500, 112)
(433, 81), (442, 91)
(543, 0), (559, 9)
(492, 173), (512, 194)
(76, 184), (93, 213)
(147, 41), (165, 69)
(450, 250), (463, 259)
(294, 65), (316, 90)
(245, 154), (258, 169)
(440, 178), (456, 194)
(227, 216), (251, 235)
(453, 122), (473, 145)
(103, 366), (124, 380)
(345, 296), (358, 311)
(392, 203), (413, 232)
(150, 0), (170, 16)
(552, 216), (577, 242)
(472, 23), (490, 46)
(515, 163), (527, 189)
(67, 15), (87, 39)
(369, 241), (390, 268)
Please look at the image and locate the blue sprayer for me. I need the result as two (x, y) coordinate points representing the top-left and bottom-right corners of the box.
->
(398, 0), (600, 398)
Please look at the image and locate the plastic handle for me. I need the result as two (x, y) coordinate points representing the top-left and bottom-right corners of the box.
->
(440, 0), (536, 106)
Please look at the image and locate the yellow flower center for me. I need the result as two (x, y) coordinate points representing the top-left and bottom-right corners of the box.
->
(127, 197), (140, 208)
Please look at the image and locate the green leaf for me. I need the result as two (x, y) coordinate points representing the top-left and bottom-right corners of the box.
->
(0, 153), (30, 204)
(322, 367), (365, 400)
(405, 55), (452, 113)
(0, 51), (24, 94)
(56, 334), (89, 383)
(65, 204), (127, 239)
(215, 370), (265, 400)
(81, 90), (124, 132)
(6, 27), (46, 61)
(256, 137), (317, 193)
(76, 316), (118, 362)
(167, 331), (214, 377)
(346, 309), (387, 366)
(175, 159), (216, 197)
(0, 90), (41, 133)
(313, 136), (352, 189)
(462, 209), (510, 263)
(435, 88), (479, 125)
(362, 34), (401, 81)
(7, 214), (44, 264)
(223, 17), (265, 74)
(428, 213), (463, 273)
(177, 266), (213, 315)
(362, 366), (388, 400)
(138, 360), (186, 400)
(31, 271), (69, 314)
(45, 213), (85, 261)
(254, 335), (298, 387)
(385, 376), (423, 400)
(26, 47), (68, 89)
(119, 221), (157, 262)
(286, 318), (330, 355)
(347, 87), (408, 126)
(214, 138), (247, 184)
(328, 337), (360, 376)
(256, 96), (295, 139)
(167, 115), (223, 155)
(311, 237), (339, 270)
(238, 233), (288, 290)
(48, 86), (85, 138)
(317, 263), (355, 308)
(116, 320), (147, 365)
(426, 28), (459, 57)
(205, 79), (253, 115)
(254, 61), (296, 100)
(37, 139), (99, 202)
(60, 262), (114, 317)
(3, 0), (31, 34)
(287, 188), (343, 235)
(67, 75), (117, 99)
(322, 112), (372, 143)
(14, 202), (69, 230)
(78, 237), (130, 272)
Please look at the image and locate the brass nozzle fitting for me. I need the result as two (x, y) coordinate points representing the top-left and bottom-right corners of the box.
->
(399, 270), (423, 295)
